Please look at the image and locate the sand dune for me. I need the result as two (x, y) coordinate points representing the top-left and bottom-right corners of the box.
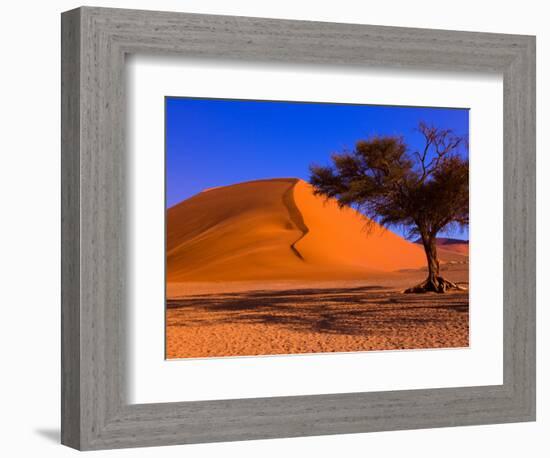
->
(435, 238), (469, 256)
(167, 178), (427, 283)
(415, 237), (469, 256)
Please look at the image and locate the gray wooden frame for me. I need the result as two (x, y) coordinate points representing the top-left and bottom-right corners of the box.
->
(61, 6), (536, 451)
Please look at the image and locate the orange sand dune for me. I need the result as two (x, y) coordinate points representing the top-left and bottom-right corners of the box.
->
(412, 238), (469, 262)
(415, 237), (469, 256)
(437, 239), (469, 256)
(167, 178), (426, 282)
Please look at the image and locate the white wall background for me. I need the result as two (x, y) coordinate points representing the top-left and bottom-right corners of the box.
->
(0, 1), (546, 456)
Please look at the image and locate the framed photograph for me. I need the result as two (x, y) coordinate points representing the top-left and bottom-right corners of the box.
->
(61, 6), (536, 450)
(164, 99), (470, 360)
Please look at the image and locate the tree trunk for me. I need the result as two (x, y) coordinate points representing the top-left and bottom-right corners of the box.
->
(404, 233), (464, 294)
(424, 235), (440, 287)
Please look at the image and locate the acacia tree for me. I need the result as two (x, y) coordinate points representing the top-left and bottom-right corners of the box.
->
(309, 122), (468, 293)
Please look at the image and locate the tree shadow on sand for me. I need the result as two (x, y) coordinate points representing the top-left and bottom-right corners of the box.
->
(167, 285), (468, 338)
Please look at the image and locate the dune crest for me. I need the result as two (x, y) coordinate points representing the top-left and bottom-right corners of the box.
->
(166, 178), (426, 282)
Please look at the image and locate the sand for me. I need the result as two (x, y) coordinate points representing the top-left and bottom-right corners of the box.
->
(166, 267), (468, 358)
(166, 178), (469, 359)
(167, 179), (431, 282)
(428, 238), (470, 256)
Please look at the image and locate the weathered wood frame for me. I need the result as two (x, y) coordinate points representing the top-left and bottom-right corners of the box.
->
(61, 6), (536, 450)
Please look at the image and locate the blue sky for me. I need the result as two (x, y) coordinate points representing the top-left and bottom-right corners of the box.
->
(166, 97), (469, 240)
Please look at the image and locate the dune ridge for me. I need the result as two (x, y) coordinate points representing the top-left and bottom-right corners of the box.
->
(281, 182), (309, 261)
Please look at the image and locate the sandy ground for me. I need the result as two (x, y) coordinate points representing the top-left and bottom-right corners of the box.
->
(166, 266), (469, 359)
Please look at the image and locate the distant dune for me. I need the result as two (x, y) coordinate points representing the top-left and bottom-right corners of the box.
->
(415, 237), (469, 256)
(166, 178), (429, 282)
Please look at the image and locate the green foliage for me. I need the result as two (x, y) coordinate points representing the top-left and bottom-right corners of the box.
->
(309, 122), (468, 241)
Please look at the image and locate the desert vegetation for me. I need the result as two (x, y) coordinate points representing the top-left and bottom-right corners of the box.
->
(310, 122), (468, 293)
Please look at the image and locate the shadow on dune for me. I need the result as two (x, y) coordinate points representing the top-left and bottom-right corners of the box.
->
(167, 285), (469, 337)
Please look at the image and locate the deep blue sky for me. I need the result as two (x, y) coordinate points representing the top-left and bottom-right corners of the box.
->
(166, 97), (469, 239)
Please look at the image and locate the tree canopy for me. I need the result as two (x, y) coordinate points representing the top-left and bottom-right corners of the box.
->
(309, 122), (468, 293)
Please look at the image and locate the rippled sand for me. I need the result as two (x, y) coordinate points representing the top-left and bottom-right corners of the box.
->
(166, 273), (468, 359)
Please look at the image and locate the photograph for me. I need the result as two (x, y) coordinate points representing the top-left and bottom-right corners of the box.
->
(165, 98), (470, 359)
